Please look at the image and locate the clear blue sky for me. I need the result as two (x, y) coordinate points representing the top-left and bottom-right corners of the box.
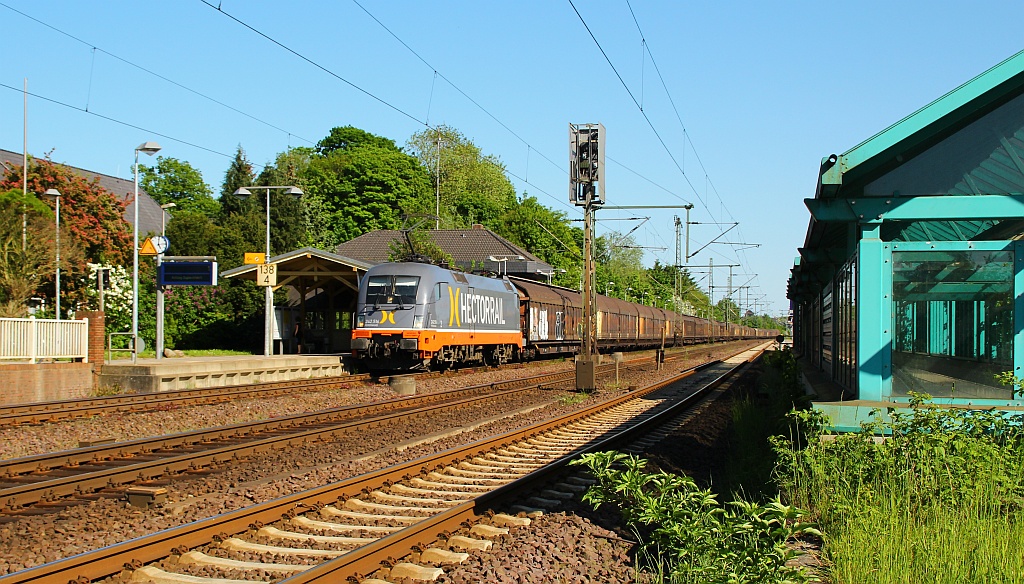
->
(2, 1), (1022, 317)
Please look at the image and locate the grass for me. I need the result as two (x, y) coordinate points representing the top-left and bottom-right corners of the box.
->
(108, 348), (253, 359)
(774, 391), (1024, 584)
(829, 502), (1024, 583)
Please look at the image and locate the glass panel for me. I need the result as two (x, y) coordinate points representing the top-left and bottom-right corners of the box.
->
(891, 250), (1013, 398)
(866, 93), (1024, 197)
(366, 276), (392, 305)
(394, 276), (420, 305)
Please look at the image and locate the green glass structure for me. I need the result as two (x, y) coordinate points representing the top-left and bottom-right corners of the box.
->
(789, 49), (1024, 429)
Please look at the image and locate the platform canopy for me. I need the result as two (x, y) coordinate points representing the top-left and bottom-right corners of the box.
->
(221, 247), (372, 294)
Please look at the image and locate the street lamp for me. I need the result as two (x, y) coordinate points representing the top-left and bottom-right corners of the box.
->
(156, 202), (176, 360)
(132, 141), (161, 363)
(234, 186), (304, 356)
(605, 281), (614, 297)
(42, 189), (61, 320)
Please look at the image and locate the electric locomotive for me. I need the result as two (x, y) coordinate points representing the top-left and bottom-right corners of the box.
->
(351, 262), (523, 370)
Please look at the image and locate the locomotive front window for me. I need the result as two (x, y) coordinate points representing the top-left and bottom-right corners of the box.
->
(366, 275), (420, 306)
(366, 276), (392, 305)
(395, 276), (420, 304)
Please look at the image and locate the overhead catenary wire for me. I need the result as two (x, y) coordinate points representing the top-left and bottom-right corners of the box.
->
(0, 1), (315, 146)
(0, 82), (251, 166)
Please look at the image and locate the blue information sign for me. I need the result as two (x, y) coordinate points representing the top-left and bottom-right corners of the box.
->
(158, 262), (218, 286)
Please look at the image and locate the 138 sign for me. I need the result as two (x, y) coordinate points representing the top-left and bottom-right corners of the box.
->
(256, 264), (277, 287)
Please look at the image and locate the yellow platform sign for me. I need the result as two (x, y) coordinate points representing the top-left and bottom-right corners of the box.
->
(244, 253), (267, 265)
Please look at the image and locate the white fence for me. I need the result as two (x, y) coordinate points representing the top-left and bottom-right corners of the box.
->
(0, 317), (89, 363)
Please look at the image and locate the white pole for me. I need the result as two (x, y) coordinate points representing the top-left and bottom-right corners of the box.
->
(23, 79), (28, 252)
(55, 194), (60, 320)
(132, 149), (140, 363)
(265, 187), (273, 357)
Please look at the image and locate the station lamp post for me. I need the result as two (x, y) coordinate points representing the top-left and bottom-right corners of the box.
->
(132, 141), (161, 363)
(234, 186), (304, 356)
(605, 281), (614, 297)
(42, 189), (61, 320)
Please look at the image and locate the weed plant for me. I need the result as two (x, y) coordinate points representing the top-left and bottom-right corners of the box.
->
(572, 451), (820, 583)
(774, 395), (1024, 583)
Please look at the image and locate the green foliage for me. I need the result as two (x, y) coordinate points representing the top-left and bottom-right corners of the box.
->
(773, 394), (1024, 583)
(0, 158), (123, 313)
(317, 125), (400, 155)
(138, 156), (220, 218)
(0, 189), (58, 314)
(303, 140), (432, 249)
(219, 145), (257, 217)
(407, 124), (518, 229)
(386, 228), (454, 265)
(163, 285), (236, 349)
(488, 195), (582, 288)
(573, 451), (819, 583)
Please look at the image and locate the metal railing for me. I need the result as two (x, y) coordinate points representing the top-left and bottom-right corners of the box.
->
(0, 317), (89, 363)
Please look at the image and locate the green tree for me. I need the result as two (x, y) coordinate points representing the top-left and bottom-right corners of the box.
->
(304, 129), (432, 249)
(490, 195), (582, 289)
(256, 148), (313, 254)
(317, 125), (399, 156)
(1, 157), (130, 314)
(219, 145), (257, 218)
(407, 125), (517, 229)
(138, 156), (220, 218)
(0, 190), (58, 315)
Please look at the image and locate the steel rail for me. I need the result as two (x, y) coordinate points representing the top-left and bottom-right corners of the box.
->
(0, 380), (562, 512)
(0, 341), (734, 427)
(0, 342), (768, 584)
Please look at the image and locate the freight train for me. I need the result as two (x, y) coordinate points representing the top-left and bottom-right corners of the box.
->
(351, 262), (777, 371)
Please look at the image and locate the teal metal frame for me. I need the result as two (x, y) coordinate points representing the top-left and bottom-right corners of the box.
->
(858, 238), (1024, 406)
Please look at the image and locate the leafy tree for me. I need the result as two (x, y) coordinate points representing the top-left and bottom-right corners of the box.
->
(1, 157), (130, 314)
(304, 135), (433, 249)
(138, 156), (220, 218)
(256, 148), (313, 254)
(490, 195), (582, 289)
(317, 125), (399, 156)
(407, 125), (517, 229)
(219, 145), (257, 218)
(0, 190), (58, 315)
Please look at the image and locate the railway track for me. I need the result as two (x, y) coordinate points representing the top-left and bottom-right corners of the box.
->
(0, 363), (525, 428)
(0, 345), (692, 428)
(0, 343), (768, 584)
(0, 348), (693, 514)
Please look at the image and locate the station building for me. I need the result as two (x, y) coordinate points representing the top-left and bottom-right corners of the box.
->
(788, 49), (1024, 429)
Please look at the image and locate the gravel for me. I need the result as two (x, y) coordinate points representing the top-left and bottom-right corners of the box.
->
(0, 343), (761, 578)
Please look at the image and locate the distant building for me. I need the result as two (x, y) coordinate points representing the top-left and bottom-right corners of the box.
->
(0, 148), (168, 236)
(335, 224), (556, 281)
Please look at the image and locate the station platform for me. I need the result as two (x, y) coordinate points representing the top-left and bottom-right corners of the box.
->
(99, 354), (349, 393)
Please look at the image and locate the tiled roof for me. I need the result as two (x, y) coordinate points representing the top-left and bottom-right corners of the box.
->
(0, 148), (169, 236)
(335, 227), (554, 278)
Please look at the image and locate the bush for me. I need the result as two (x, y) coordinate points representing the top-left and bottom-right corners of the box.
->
(572, 451), (819, 583)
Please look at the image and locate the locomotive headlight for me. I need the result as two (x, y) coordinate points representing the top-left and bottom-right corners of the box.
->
(413, 315), (423, 328)
(357, 315), (365, 327)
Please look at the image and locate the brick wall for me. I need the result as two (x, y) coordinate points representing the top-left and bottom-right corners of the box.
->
(0, 362), (94, 405)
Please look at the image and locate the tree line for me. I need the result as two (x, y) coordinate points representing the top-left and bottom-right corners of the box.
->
(0, 124), (775, 352)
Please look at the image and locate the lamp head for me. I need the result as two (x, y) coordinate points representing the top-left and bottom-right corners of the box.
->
(160, 202), (177, 210)
(233, 187), (252, 197)
(43, 188), (61, 199)
(285, 186), (304, 196)
(136, 141), (162, 156)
